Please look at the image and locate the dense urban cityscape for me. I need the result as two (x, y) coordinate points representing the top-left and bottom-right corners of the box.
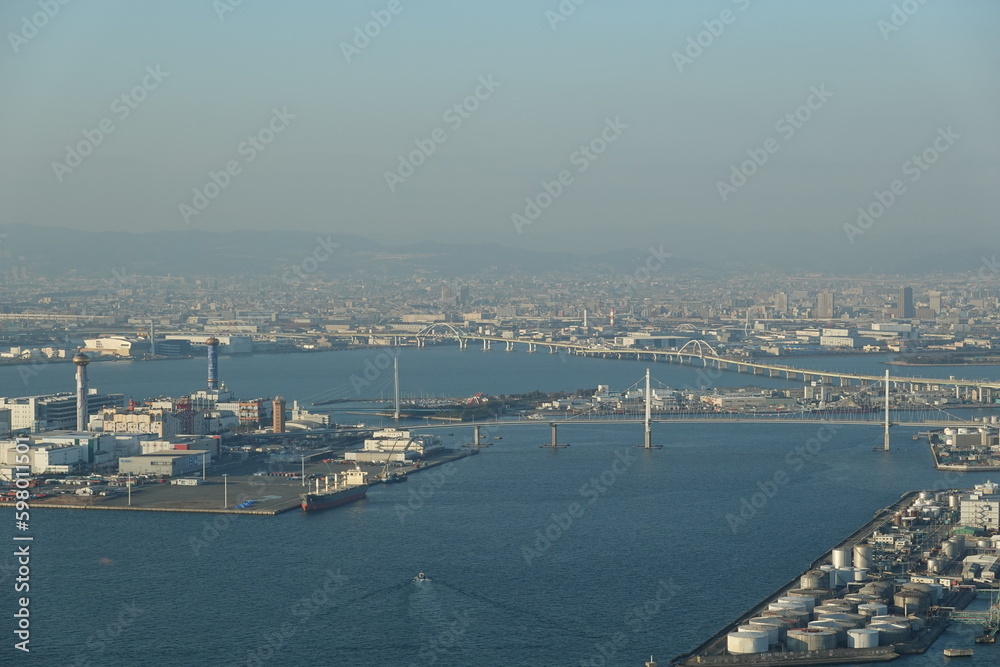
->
(4, 1), (1000, 665)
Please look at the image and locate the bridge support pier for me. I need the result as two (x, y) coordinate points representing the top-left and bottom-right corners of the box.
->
(541, 423), (568, 448)
(506, 341), (514, 352)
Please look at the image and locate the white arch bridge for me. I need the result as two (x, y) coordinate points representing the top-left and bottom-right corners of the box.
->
(334, 329), (1000, 401)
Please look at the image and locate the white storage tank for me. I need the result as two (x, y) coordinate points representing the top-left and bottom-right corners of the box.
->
(800, 571), (825, 590)
(814, 603), (853, 617)
(857, 603), (888, 618)
(753, 615), (797, 638)
(727, 630), (769, 654)
(807, 620), (848, 646)
(831, 548), (852, 569)
(852, 568), (868, 582)
(869, 621), (910, 644)
(942, 541), (959, 559)
(847, 628), (880, 648)
(853, 544), (873, 570)
(787, 628), (837, 652)
(835, 568), (855, 586)
(740, 623), (779, 646)
(778, 595), (816, 611)
(927, 558), (943, 574)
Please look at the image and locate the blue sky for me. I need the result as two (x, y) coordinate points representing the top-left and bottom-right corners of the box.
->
(1, 0), (997, 262)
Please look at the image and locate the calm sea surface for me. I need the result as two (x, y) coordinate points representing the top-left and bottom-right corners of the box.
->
(2, 348), (998, 666)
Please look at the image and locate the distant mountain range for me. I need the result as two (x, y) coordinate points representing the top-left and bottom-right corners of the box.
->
(0, 225), (711, 279)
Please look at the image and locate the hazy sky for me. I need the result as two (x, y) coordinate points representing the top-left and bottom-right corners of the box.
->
(1, 0), (998, 263)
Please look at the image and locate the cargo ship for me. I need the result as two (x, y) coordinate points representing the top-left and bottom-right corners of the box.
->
(300, 468), (369, 512)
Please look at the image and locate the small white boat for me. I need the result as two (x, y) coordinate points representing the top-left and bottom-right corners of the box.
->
(413, 571), (431, 582)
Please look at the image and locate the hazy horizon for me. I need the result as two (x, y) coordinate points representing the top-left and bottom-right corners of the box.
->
(2, 0), (998, 265)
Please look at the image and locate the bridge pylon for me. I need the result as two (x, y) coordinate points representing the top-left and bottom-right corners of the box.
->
(540, 423), (569, 448)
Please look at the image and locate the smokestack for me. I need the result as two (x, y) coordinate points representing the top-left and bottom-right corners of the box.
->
(272, 396), (286, 434)
(206, 337), (220, 390)
(583, 308), (588, 329)
(610, 309), (615, 327)
(73, 352), (91, 431)
(150, 320), (156, 355)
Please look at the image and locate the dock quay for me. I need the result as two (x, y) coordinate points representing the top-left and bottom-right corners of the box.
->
(21, 448), (478, 516)
(672, 489), (992, 667)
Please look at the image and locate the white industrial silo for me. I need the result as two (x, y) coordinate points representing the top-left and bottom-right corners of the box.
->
(857, 603), (888, 618)
(779, 595), (816, 611)
(727, 630), (769, 654)
(741, 623), (779, 646)
(853, 544), (873, 570)
(800, 571), (824, 590)
(847, 628), (879, 648)
(832, 568), (855, 587)
(751, 616), (796, 640)
(786, 628), (837, 651)
(831, 548), (852, 569)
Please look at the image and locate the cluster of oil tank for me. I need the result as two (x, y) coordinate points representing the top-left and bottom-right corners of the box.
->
(893, 491), (960, 528)
(726, 561), (941, 655)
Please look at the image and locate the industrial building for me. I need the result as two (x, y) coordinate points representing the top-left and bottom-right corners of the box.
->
(958, 480), (1000, 530)
(0, 391), (125, 432)
(118, 451), (209, 477)
(98, 407), (181, 437)
(0, 432), (140, 475)
(344, 428), (442, 463)
(82, 336), (151, 357)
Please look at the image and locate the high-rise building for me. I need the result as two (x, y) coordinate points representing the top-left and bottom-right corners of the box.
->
(928, 291), (942, 314)
(897, 286), (914, 319)
(439, 283), (454, 309)
(817, 292), (835, 319)
(773, 292), (788, 314)
(458, 285), (470, 306)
